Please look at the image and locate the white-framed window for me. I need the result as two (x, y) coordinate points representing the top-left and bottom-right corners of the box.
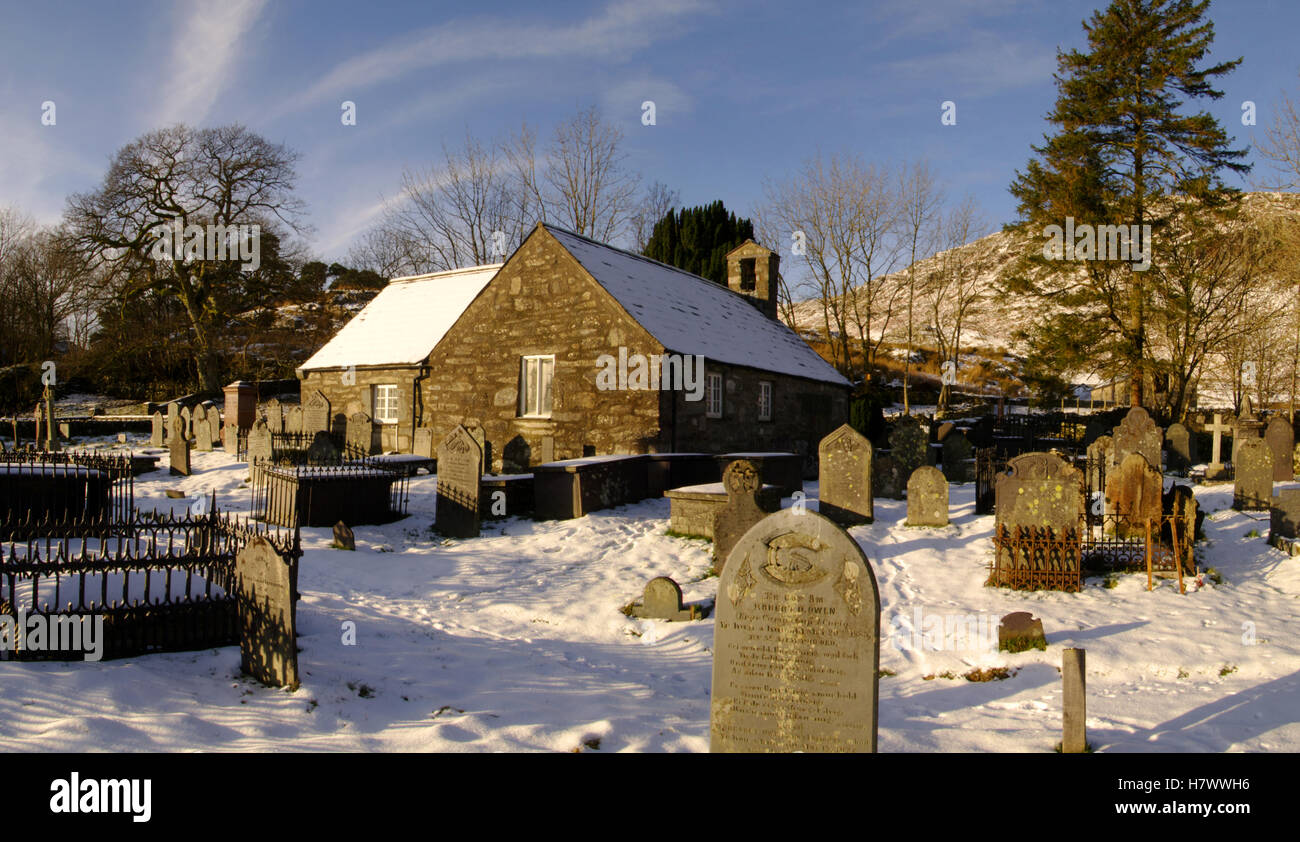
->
(519, 355), (555, 418)
(758, 381), (773, 422)
(706, 372), (723, 419)
(373, 384), (400, 424)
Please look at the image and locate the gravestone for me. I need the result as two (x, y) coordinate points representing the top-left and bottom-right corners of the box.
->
(1104, 453), (1162, 538)
(889, 416), (930, 477)
(1269, 488), (1300, 555)
(906, 466), (949, 527)
(247, 419), (272, 466)
(1233, 437), (1273, 511)
(150, 411), (164, 447)
(629, 576), (701, 622)
(166, 402), (180, 442)
(1111, 407), (1162, 472)
(223, 417), (238, 454)
(1086, 435), (1112, 491)
(711, 459), (768, 574)
(1265, 417), (1294, 482)
(285, 406), (304, 436)
(872, 454), (904, 500)
(435, 425), (482, 538)
(303, 390), (331, 436)
(413, 428), (434, 459)
(1162, 483), (1201, 557)
(994, 452), (1084, 533)
(1165, 423), (1192, 474)
(711, 508), (880, 753)
(265, 399), (284, 434)
(347, 412), (375, 456)
(234, 536), (299, 689)
(1205, 413), (1232, 480)
(936, 421), (955, 442)
(1233, 410), (1264, 466)
(180, 406), (193, 441)
(169, 430), (190, 476)
(998, 612), (1046, 653)
(333, 521), (355, 551)
(307, 430), (339, 463)
(940, 430), (973, 483)
(817, 424), (873, 525)
(195, 417), (214, 452)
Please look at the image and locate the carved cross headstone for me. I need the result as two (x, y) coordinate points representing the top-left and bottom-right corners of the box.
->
(817, 424), (873, 525)
(711, 509), (880, 753)
(234, 536), (299, 689)
(435, 425), (482, 538)
(630, 576), (700, 621)
(1233, 437), (1273, 511)
(1206, 413), (1232, 479)
(711, 459), (767, 575)
(906, 466), (949, 527)
(1265, 417), (1294, 482)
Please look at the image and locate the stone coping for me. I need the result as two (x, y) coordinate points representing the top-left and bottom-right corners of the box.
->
(665, 482), (780, 498)
(534, 454), (648, 471)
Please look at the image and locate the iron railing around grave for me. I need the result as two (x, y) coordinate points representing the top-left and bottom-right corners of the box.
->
(0, 507), (299, 660)
(250, 459), (410, 528)
(989, 524), (1083, 592)
(0, 450), (135, 534)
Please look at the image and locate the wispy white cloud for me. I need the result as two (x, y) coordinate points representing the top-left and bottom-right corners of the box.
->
(150, 0), (269, 126)
(281, 0), (714, 117)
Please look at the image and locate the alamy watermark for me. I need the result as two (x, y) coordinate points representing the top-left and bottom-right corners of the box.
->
(1042, 216), (1151, 271)
(595, 348), (705, 401)
(149, 219), (261, 272)
(1, 608), (105, 661)
(888, 608), (998, 653)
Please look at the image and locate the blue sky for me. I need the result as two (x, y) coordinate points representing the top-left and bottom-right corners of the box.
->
(2, 0), (1297, 263)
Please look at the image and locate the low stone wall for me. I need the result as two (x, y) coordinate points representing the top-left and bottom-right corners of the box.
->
(533, 455), (650, 520)
(664, 482), (782, 540)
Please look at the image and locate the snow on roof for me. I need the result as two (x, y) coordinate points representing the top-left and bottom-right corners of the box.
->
(545, 226), (850, 386)
(299, 263), (501, 371)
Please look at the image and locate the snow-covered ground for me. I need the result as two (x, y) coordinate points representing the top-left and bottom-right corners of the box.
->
(1, 436), (1297, 753)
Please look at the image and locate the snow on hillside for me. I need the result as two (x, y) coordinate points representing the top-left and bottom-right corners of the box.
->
(1, 439), (1297, 752)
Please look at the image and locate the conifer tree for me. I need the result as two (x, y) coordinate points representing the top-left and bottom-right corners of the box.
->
(642, 201), (754, 284)
(1008, 0), (1249, 408)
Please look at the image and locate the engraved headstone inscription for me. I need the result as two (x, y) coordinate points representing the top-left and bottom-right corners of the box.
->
(435, 425), (482, 538)
(711, 508), (880, 753)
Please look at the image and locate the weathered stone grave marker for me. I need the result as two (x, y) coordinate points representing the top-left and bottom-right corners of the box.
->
(1234, 437), (1273, 511)
(435, 425), (482, 538)
(1112, 407), (1162, 472)
(333, 521), (355, 551)
(889, 416), (929, 478)
(940, 430), (973, 483)
(817, 423), (873, 525)
(998, 612), (1046, 653)
(906, 466), (949, 527)
(413, 428), (434, 459)
(1266, 417), (1294, 482)
(235, 536), (299, 689)
(1165, 422), (1192, 474)
(247, 418), (272, 466)
(711, 459), (767, 574)
(1104, 452), (1162, 538)
(629, 576), (701, 621)
(169, 429), (191, 476)
(711, 508), (881, 753)
(150, 411), (164, 447)
(303, 390), (331, 436)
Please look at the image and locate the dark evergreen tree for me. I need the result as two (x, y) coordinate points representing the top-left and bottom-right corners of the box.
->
(1007, 0), (1249, 408)
(642, 200), (754, 284)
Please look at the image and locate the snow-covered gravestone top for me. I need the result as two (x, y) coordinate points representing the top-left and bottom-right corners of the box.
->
(817, 423), (873, 525)
(436, 425), (482, 538)
(711, 508), (880, 753)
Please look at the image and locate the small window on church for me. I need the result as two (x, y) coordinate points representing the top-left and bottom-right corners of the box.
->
(519, 355), (555, 418)
(758, 381), (773, 422)
(374, 384), (400, 424)
(706, 373), (723, 419)
(739, 258), (757, 292)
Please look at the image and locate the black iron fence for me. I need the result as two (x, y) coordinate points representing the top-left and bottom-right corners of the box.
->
(250, 460), (410, 528)
(0, 507), (299, 660)
(0, 450), (135, 535)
